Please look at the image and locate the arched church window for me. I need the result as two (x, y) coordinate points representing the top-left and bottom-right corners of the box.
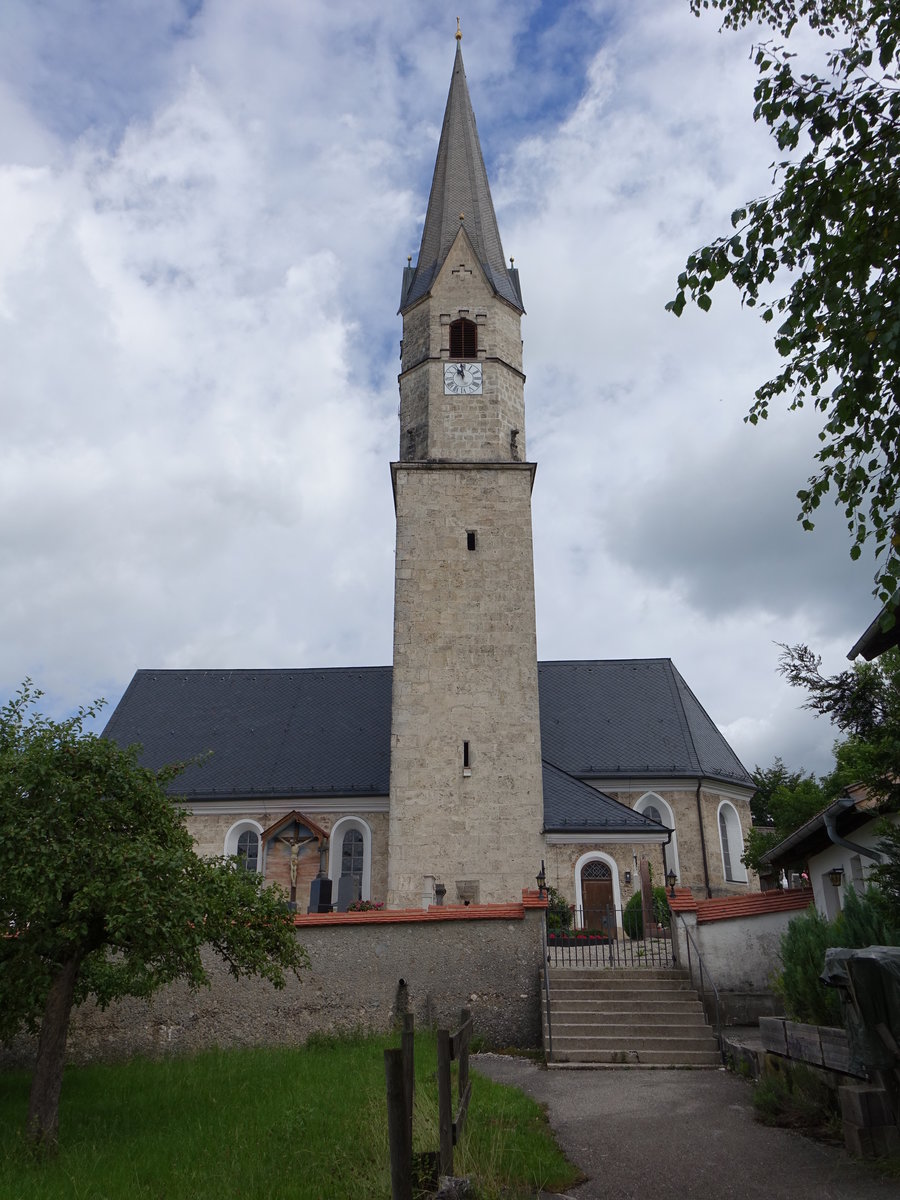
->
(644, 804), (662, 824)
(449, 318), (477, 358)
(236, 829), (259, 873)
(341, 829), (364, 886)
(718, 802), (747, 883)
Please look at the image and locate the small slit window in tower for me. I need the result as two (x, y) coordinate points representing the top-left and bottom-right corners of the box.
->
(463, 741), (470, 768)
(466, 530), (477, 551)
(450, 318), (477, 358)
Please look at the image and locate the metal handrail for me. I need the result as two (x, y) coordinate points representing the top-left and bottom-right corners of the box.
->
(541, 908), (553, 1059)
(676, 913), (724, 1062)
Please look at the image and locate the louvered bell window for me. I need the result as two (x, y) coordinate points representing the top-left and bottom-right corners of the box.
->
(449, 318), (477, 358)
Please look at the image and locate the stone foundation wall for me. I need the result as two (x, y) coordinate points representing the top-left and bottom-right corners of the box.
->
(1, 908), (544, 1069)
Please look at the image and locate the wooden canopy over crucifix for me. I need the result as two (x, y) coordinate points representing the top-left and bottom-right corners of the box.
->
(260, 811), (329, 905)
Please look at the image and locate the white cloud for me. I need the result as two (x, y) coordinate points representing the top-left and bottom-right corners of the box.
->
(0, 1), (878, 779)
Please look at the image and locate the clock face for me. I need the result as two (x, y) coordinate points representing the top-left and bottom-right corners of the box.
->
(443, 361), (483, 395)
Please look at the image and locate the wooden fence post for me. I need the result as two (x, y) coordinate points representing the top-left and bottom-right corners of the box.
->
(402, 1011), (415, 1149)
(455, 1008), (472, 1139)
(436, 1027), (453, 1175)
(385, 1048), (412, 1200)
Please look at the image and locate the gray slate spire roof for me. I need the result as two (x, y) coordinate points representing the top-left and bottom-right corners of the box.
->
(400, 40), (523, 313)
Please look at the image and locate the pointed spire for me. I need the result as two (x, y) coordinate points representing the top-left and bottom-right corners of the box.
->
(400, 37), (523, 313)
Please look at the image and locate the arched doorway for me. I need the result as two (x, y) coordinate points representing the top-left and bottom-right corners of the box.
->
(581, 859), (614, 932)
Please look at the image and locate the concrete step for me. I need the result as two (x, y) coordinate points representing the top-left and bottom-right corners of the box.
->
(550, 1047), (721, 1067)
(549, 964), (681, 974)
(552, 979), (694, 989)
(548, 971), (691, 984)
(551, 988), (697, 1004)
(547, 1012), (715, 1032)
(542, 966), (720, 1068)
(549, 998), (704, 1012)
(549, 1027), (720, 1046)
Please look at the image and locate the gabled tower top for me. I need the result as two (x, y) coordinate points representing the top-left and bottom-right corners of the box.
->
(400, 34), (523, 313)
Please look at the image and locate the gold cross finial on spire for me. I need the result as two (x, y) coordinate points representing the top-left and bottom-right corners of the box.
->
(456, 16), (462, 40)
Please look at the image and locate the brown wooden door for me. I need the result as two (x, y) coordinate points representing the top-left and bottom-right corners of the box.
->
(581, 862), (614, 933)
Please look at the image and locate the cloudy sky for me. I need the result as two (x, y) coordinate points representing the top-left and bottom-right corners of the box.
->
(0, 0), (879, 779)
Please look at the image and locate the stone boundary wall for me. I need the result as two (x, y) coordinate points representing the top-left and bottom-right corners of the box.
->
(759, 1016), (862, 1077)
(1, 904), (546, 1069)
(670, 889), (812, 997)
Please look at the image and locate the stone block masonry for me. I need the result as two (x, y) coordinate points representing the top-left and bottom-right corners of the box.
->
(0, 901), (547, 1068)
(388, 461), (545, 908)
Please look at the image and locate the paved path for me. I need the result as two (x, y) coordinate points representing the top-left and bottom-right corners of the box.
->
(473, 1056), (898, 1199)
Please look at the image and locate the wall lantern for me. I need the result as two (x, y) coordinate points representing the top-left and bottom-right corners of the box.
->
(827, 866), (845, 888)
(666, 868), (678, 897)
(536, 861), (547, 898)
(624, 870), (632, 886)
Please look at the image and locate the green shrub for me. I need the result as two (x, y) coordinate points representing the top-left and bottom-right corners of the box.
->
(546, 885), (573, 932)
(776, 906), (843, 1026)
(622, 887), (670, 939)
(776, 886), (900, 1026)
(837, 881), (900, 948)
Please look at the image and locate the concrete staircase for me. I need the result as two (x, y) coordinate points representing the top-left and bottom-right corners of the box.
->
(542, 967), (721, 1068)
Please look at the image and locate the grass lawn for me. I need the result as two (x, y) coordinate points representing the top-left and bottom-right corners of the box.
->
(0, 1033), (580, 1199)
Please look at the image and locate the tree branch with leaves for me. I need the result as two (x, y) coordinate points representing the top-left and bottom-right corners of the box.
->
(671, 1), (900, 603)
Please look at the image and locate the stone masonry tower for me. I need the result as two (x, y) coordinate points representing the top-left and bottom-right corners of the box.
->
(387, 32), (545, 907)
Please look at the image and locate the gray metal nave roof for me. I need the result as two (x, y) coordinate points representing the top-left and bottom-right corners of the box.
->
(541, 760), (669, 836)
(103, 658), (751, 829)
(104, 667), (393, 801)
(536, 659), (752, 788)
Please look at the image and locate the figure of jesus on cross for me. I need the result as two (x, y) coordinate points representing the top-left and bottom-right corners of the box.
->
(276, 831), (315, 905)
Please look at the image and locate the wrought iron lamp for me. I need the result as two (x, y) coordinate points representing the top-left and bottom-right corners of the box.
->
(665, 868), (677, 897)
(536, 861), (547, 898)
(827, 866), (845, 888)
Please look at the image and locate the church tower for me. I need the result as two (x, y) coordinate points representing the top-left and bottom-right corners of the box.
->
(387, 31), (545, 907)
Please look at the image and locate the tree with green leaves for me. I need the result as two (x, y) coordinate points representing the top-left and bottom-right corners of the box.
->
(0, 682), (308, 1152)
(670, 1), (900, 604)
(778, 642), (900, 810)
(744, 645), (900, 871)
(868, 819), (900, 916)
(750, 755), (817, 825)
(744, 759), (828, 872)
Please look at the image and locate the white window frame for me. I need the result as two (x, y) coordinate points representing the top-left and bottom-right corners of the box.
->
(634, 792), (680, 883)
(573, 850), (622, 928)
(224, 819), (264, 873)
(717, 800), (747, 884)
(328, 816), (373, 901)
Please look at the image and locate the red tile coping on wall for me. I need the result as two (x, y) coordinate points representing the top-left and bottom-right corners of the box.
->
(667, 886), (813, 924)
(294, 889), (547, 928)
(666, 887), (700, 913)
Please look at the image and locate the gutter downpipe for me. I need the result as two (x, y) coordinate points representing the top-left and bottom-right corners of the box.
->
(695, 778), (712, 899)
(824, 795), (883, 862)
